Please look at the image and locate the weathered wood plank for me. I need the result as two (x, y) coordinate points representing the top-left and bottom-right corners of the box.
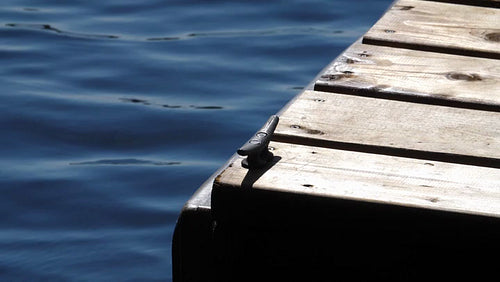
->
(314, 42), (500, 111)
(275, 90), (500, 167)
(215, 141), (500, 218)
(423, 0), (500, 8)
(363, 0), (500, 59)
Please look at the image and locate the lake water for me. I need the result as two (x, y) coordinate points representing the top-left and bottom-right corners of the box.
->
(1, 0), (392, 280)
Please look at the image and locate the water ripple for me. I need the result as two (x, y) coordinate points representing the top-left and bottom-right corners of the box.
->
(147, 26), (346, 41)
(69, 158), (181, 166)
(5, 23), (119, 39)
(5, 23), (350, 43)
(119, 97), (225, 110)
(5, 23), (355, 43)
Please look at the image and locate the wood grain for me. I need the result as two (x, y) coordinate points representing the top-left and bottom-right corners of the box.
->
(275, 90), (500, 167)
(215, 141), (500, 218)
(363, 0), (500, 59)
(314, 42), (500, 111)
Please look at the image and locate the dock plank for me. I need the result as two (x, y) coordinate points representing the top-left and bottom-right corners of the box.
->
(363, 0), (500, 59)
(314, 43), (500, 110)
(275, 90), (500, 167)
(214, 142), (500, 218)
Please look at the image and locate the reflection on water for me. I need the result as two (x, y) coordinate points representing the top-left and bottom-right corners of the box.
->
(0, 0), (392, 280)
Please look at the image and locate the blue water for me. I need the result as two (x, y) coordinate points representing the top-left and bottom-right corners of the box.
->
(1, 0), (392, 280)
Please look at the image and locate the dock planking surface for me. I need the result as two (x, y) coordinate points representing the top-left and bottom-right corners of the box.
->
(213, 0), (499, 222)
(314, 42), (500, 111)
(363, 0), (500, 59)
(212, 0), (500, 221)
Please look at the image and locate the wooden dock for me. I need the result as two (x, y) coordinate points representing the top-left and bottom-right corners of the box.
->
(173, 0), (500, 281)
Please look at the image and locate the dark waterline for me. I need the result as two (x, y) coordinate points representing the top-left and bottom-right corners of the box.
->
(0, 1), (392, 280)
